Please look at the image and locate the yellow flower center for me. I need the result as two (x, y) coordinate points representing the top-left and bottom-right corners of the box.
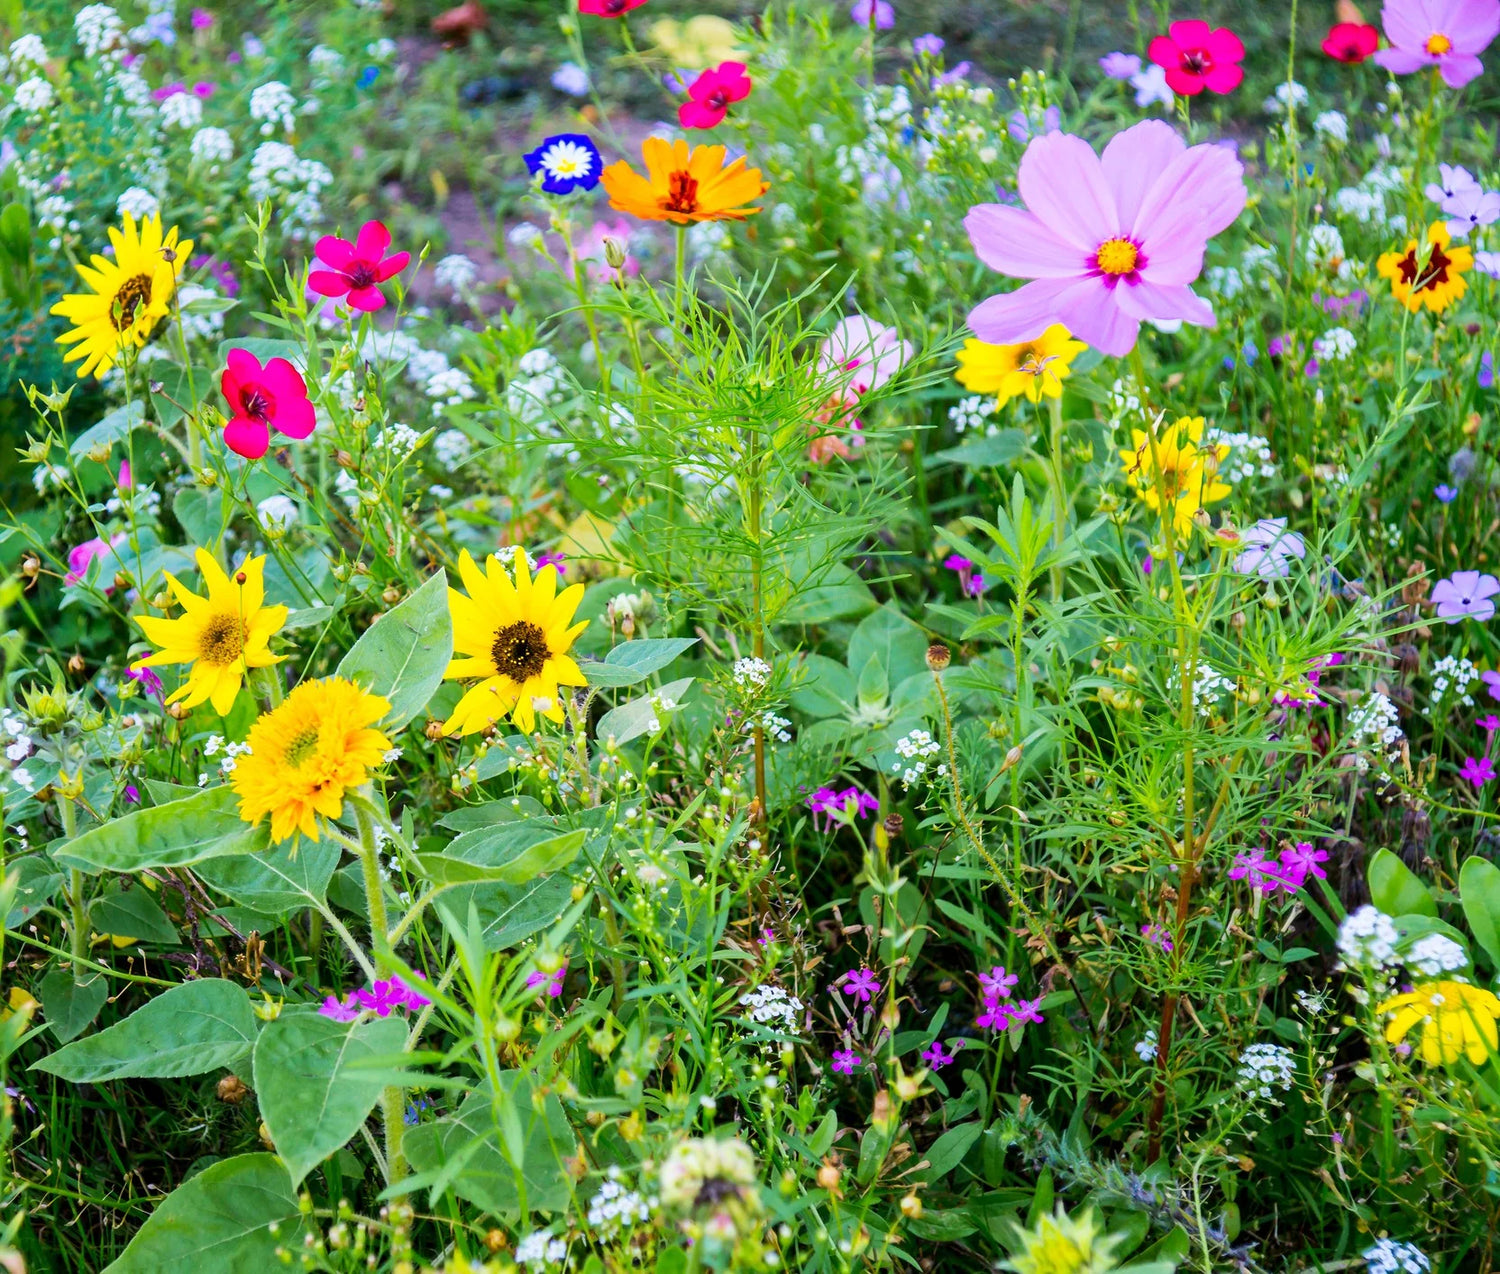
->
(110, 273), (154, 332)
(1094, 237), (1139, 276)
(198, 612), (247, 666)
(283, 726), (320, 769)
(1426, 32), (1452, 55)
(491, 620), (550, 682)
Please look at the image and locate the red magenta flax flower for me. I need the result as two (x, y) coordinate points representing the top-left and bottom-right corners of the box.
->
(1148, 20), (1246, 95)
(220, 348), (315, 460)
(308, 219), (411, 312)
(579, 0), (648, 15)
(1324, 20), (1382, 61)
(678, 61), (752, 129)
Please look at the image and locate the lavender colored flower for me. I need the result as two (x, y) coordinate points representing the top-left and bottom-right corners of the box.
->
(191, 8), (214, 29)
(976, 998), (1013, 1030)
(1482, 350), (1495, 388)
(1009, 996), (1045, 1026)
(1099, 50), (1142, 79)
(1461, 755), (1496, 788)
(551, 62), (590, 97)
(913, 33), (944, 56)
(831, 1048), (862, 1074)
(527, 963), (567, 998)
(1376, 1), (1500, 89)
(850, 0), (895, 29)
(1481, 713), (1500, 734)
(1483, 670), (1500, 702)
(1129, 62), (1175, 108)
(1431, 570), (1500, 623)
(124, 784), (140, 804)
(1436, 483), (1459, 503)
(840, 968), (881, 1003)
(921, 1040), (956, 1068)
(933, 62), (972, 86)
(320, 992), (361, 1022)
(1228, 849), (1284, 891)
(355, 975), (431, 1016)
(1232, 518), (1307, 579)
(1141, 923), (1174, 952)
(1008, 106), (1062, 143)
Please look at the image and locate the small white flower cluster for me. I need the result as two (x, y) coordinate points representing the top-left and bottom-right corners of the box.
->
(1363, 1239), (1431, 1274)
(1314, 326), (1357, 362)
(738, 984), (804, 1035)
(1313, 110), (1349, 143)
(1333, 184), (1386, 224)
(75, 5), (124, 60)
(247, 142), (332, 238)
(432, 428), (472, 470)
(1133, 1028), (1158, 1063)
(204, 734), (252, 777)
(406, 346), (450, 384)
(248, 81), (298, 136)
(256, 494), (299, 533)
(948, 394), (999, 435)
(1263, 80), (1309, 112)
(1205, 264), (1243, 298)
(1105, 377), (1144, 430)
(1168, 661), (1235, 719)
(1337, 905), (1400, 969)
(892, 728), (944, 785)
(1295, 989), (1332, 1015)
(1205, 429), (1276, 482)
(308, 45), (344, 81)
(759, 711), (792, 744)
(1236, 1041), (1296, 1101)
(117, 187), (160, 220)
(506, 349), (571, 430)
(645, 691), (681, 736)
(1345, 692), (1404, 774)
(159, 92), (202, 130)
(13, 77), (54, 113)
(424, 367), (476, 413)
(585, 1171), (655, 1237)
(433, 253), (478, 291)
(7, 34), (48, 72)
(375, 424), (424, 457)
(1406, 932), (1468, 976)
(687, 218), (734, 267)
(1429, 654), (1478, 711)
(732, 657), (772, 691)
(514, 1229), (567, 1270)
(1240, 243), (1281, 284)
(190, 126), (234, 167)
(3, 712), (34, 780)
(174, 283), (225, 341)
(1304, 223), (1351, 279)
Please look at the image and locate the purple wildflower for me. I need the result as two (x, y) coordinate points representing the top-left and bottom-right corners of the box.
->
(840, 968), (881, 1004)
(921, 1040), (956, 1068)
(850, 0), (894, 29)
(1483, 350), (1496, 388)
(128, 667), (165, 699)
(1228, 849), (1284, 891)
(1484, 670), (1500, 702)
(1279, 842), (1329, 886)
(978, 966), (1018, 1000)
(1462, 755), (1496, 789)
(319, 992), (362, 1022)
(1233, 518), (1307, 579)
(933, 62), (971, 86)
(1099, 51), (1143, 79)
(1141, 923), (1173, 952)
(1432, 570), (1500, 623)
(913, 33), (944, 55)
(1009, 996), (1045, 1026)
(123, 784), (140, 804)
(536, 551), (567, 575)
(191, 7), (214, 27)
(527, 962), (567, 998)
(976, 999), (1013, 1031)
(806, 785), (879, 830)
(831, 1048), (862, 1074)
(1481, 713), (1500, 736)
(1436, 483), (1460, 503)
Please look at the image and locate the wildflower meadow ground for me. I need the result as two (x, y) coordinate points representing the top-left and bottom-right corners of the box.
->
(6, 0), (1500, 1271)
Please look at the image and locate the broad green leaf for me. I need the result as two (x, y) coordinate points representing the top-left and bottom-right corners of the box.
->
(438, 877), (573, 952)
(100, 1153), (306, 1274)
(922, 1121), (983, 1179)
(849, 604), (930, 686)
(438, 796), (542, 832)
(336, 570), (452, 731)
(595, 677), (694, 746)
(253, 1011), (407, 1187)
(1368, 848), (1437, 919)
(39, 969), (108, 1044)
(216, 337), (303, 368)
(90, 880), (181, 945)
(6, 854), (62, 927)
(32, 979), (256, 1082)
(417, 828), (583, 886)
(579, 637), (699, 688)
(282, 605), (336, 631)
(53, 786), (265, 874)
(197, 840), (340, 914)
(930, 429), (1026, 470)
(70, 401), (144, 459)
(149, 365), (215, 429)
(906, 1210), (978, 1241)
(790, 653), (856, 719)
(1462, 856), (1500, 971)
(173, 487), (225, 548)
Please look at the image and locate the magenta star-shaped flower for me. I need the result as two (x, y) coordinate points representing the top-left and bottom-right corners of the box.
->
(831, 1048), (863, 1075)
(840, 968), (881, 1004)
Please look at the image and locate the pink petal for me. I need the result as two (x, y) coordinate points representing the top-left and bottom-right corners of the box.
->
(315, 235), (355, 271)
(1164, 67), (1207, 95)
(347, 285), (387, 311)
(1113, 280), (1217, 328)
(1440, 0), (1500, 50)
(375, 251), (411, 282)
(1169, 19), (1213, 46)
(355, 220), (392, 260)
(1203, 26), (1245, 62)
(1381, 0), (1431, 47)
(1147, 34), (1181, 68)
(969, 276), (1141, 357)
(1016, 131), (1120, 254)
(225, 346), (263, 380)
(275, 395), (317, 440)
(1373, 46), (1431, 72)
(1101, 121), (1185, 230)
(224, 417), (270, 459)
(308, 270), (352, 298)
(1440, 51), (1486, 85)
(1133, 144), (1247, 282)
(261, 357), (307, 403)
(964, 203), (1089, 279)
(679, 100), (725, 129)
(1202, 63), (1244, 93)
(220, 366), (242, 405)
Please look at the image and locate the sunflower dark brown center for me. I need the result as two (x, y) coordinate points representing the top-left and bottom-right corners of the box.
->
(1399, 242), (1452, 292)
(198, 612), (246, 665)
(664, 170), (700, 214)
(283, 726), (320, 768)
(491, 620), (550, 682)
(239, 383), (275, 422)
(110, 274), (154, 331)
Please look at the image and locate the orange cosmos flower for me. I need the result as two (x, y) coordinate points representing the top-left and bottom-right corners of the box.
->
(600, 137), (768, 224)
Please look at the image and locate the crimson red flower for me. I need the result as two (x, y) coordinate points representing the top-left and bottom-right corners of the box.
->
(220, 348), (316, 460)
(1147, 19), (1245, 95)
(678, 61), (752, 129)
(1322, 20), (1380, 62)
(307, 220), (410, 313)
(578, 0), (647, 15)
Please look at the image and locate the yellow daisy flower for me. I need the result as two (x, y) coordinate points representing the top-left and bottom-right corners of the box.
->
(50, 210), (192, 379)
(1379, 979), (1500, 1066)
(443, 547), (588, 736)
(132, 550), (288, 716)
(231, 677), (393, 843)
(1119, 415), (1231, 537)
(954, 324), (1087, 410)
(1378, 220), (1472, 315)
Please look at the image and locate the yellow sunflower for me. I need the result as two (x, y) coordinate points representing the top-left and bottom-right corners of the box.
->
(1379, 979), (1500, 1066)
(955, 325), (1087, 410)
(443, 547), (588, 736)
(132, 550), (287, 716)
(1119, 416), (1231, 537)
(1378, 220), (1473, 315)
(50, 211), (192, 379)
(232, 677), (393, 843)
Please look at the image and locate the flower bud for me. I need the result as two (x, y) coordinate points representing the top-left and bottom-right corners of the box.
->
(603, 236), (627, 269)
(217, 1074), (249, 1104)
(899, 1193), (923, 1219)
(883, 812), (903, 839)
(925, 643), (951, 672)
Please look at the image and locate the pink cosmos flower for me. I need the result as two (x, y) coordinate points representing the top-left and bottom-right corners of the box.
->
(810, 316), (912, 462)
(1148, 20), (1246, 96)
(1374, 0), (1500, 87)
(308, 220), (411, 312)
(1431, 569), (1500, 622)
(964, 120), (1247, 357)
(220, 348), (316, 460)
(678, 61), (752, 129)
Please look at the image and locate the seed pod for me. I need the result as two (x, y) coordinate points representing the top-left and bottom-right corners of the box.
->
(925, 643), (951, 672)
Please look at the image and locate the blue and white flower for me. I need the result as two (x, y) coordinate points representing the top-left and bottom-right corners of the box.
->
(523, 133), (603, 195)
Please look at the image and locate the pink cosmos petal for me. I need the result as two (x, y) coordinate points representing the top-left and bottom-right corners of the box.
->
(970, 276), (1141, 356)
(347, 285), (387, 311)
(1380, 0), (1430, 47)
(224, 417), (271, 459)
(1202, 63), (1244, 92)
(1101, 120), (1185, 229)
(315, 235), (356, 271)
(1373, 47), (1433, 72)
(355, 220), (392, 260)
(1440, 51), (1486, 85)
(1134, 150), (1247, 283)
(308, 269), (352, 298)
(1441, 0), (1500, 47)
(1016, 131), (1119, 253)
(1113, 279), (1217, 327)
(964, 204), (1089, 278)
(375, 250), (411, 282)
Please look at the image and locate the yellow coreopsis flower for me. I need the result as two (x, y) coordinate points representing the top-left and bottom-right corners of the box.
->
(1379, 979), (1500, 1066)
(443, 548), (588, 736)
(50, 211), (192, 379)
(1119, 415), (1231, 537)
(1378, 220), (1472, 315)
(954, 325), (1087, 410)
(601, 138), (768, 224)
(650, 15), (741, 68)
(231, 677), (392, 843)
(132, 550), (287, 716)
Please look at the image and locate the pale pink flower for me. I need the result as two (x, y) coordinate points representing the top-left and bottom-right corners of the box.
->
(1374, 0), (1500, 88)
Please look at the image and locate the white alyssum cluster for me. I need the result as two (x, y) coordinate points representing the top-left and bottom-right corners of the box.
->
(732, 657), (772, 690)
(76, 5), (124, 59)
(190, 125), (233, 166)
(1314, 327), (1357, 362)
(586, 1170), (655, 1236)
(375, 424), (423, 457)
(949, 394), (999, 435)
(893, 728), (944, 785)
(204, 734), (252, 778)
(13, 77), (54, 113)
(432, 429), (472, 469)
(1337, 905), (1400, 969)
(1345, 691), (1404, 773)
(1206, 428), (1276, 482)
(1264, 80), (1309, 112)
(1168, 661), (1236, 719)
(1363, 1239), (1431, 1274)
(425, 367), (475, 412)
(1304, 222), (1351, 279)
(308, 45), (344, 81)
(1105, 377), (1144, 430)
(1313, 110), (1349, 142)
(513, 1230), (567, 1269)
(117, 186), (160, 220)
(3, 714), (33, 767)
(7, 35), (48, 71)
(1406, 932), (1468, 976)
(433, 253), (478, 291)
(1429, 654), (1478, 711)
(1206, 264), (1243, 298)
(758, 711), (792, 744)
(247, 142), (331, 238)
(159, 91), (202, 130)
(1236, 1041), (1296, 1101)
(1240, 243), (1281, 284)
(738, 984), (804, 1035)
(249, 80), (297, 135)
